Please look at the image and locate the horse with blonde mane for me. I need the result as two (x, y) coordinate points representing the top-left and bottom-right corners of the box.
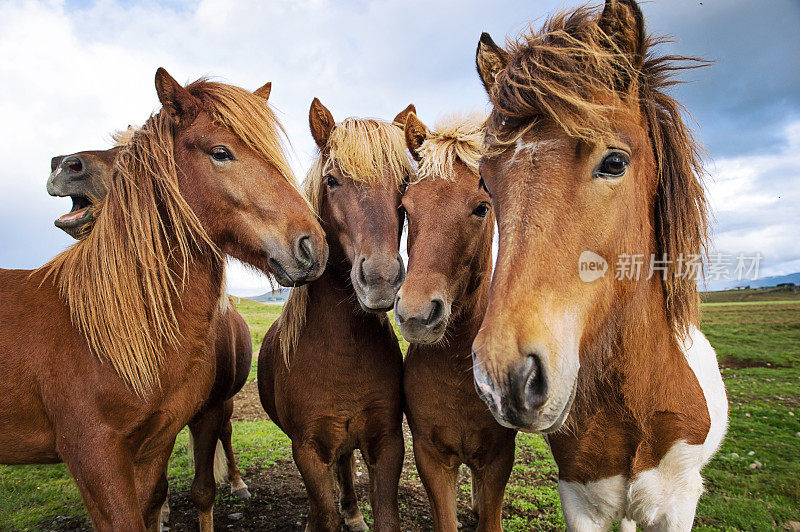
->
(398, 111), (516, 532)
(258, 99), (414, 532)
(0, 69), (326, 531)
(48, 144), (255, 531)
(472, 1), (728, 529)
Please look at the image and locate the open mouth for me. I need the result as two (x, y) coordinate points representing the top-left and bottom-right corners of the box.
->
(56, 195), (93, 226)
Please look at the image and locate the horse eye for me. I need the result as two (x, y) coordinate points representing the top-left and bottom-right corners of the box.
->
(478, 177), (492, 198)
(210, 146), (234, 162)
(595, 151), (629, 178)
(325, 175), (339, 188)
(472, 203), (490, 218)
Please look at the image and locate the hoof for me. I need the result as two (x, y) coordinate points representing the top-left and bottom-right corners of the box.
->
(344, 515), (369, 532)
(232, 487), (252, 500)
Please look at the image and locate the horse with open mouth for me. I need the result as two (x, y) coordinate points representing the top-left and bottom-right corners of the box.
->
(48, 129), (259, 530)
(398, 111), (516, 532)
(48, 145), (120, 239)
(472, 1), (728, 529)
(0, 68), (326, 531)
(258, 99), (414, 532)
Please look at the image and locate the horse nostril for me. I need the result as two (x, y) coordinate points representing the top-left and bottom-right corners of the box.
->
(426, 299), (443, 326)
(63, 156), (83, 174)
(392, 256), (405, 288)
(394, 296), (405, 323)
(358, 257), (368, 287)
(296, 236), (314, 268)
(522, 353), (548, 410)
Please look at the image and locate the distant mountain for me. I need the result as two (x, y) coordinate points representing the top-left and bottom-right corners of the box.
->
(249, 288), (291, 303)
(702, 272), (800, 292)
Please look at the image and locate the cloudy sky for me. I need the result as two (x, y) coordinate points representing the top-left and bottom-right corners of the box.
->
(1, 0), (798, 295)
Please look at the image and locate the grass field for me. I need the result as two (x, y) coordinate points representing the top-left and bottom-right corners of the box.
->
(1, 298), (798, 530)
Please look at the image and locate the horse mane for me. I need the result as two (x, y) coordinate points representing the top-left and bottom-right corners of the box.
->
(111, 125), (137, 147)
(40, 79), (296, 395)
(484, 5), (709, 339)
(415, 111), (486, 182)
(278, 117), (412, 364)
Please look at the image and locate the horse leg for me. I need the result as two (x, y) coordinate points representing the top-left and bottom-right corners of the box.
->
(337, 451), (368, 531)
(365, 429), (404, 532)
(60, 433), (145, 531)
(293, 441), (339, 532)
(558, 478), (622, 531)
(160, 484), (170, 531)
(138, 469), (169, 532)
(188, 406), (226, 532)
(638, 471), (702, 532)
(413, 441), (459, 532)
(220, 398), (250, 499)
(472, 446), (514, 532)
(470, 470), (480, 515)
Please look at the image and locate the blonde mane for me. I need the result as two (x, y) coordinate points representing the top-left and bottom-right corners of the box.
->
(40, 79), (297, 395)
(416, 112), (486, 182)
(278, 117), (412, 364)
(111, 125), (137, 147)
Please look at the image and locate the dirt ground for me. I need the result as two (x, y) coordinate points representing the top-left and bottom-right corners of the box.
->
(47, 380), (552, 531)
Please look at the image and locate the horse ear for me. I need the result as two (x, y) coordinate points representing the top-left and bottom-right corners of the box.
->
(155, 68), (200, 124)
(309, 97), (335, 151)
(253, 81), (272, 100)
(598, 0), (646, 70)
(404, 113), (428, 162)
(475, 32), (509, 96)
(392, 104), (416, 127)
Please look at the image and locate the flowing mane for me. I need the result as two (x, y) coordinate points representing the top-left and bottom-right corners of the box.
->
(415, 111), (486, 182)
(279, 117), (412, 363)
(40, 79), (297, 395)
(484, 6), (709, 338)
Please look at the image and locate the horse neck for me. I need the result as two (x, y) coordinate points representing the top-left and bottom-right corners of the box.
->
(161, 219), (226, 323)
(305, 225), (384, 328)
(577, 275), (694, 420)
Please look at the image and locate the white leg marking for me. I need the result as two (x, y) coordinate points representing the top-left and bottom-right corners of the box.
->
(626, 442), (704, 531)
(559, 475), (626, 531)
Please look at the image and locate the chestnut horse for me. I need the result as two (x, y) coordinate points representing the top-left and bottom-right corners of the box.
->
(258, 99), (414, 532)
(472, 1), (728, 529)
(398, 111), (516, 532)
(48, 144), (254, 530)
(0, 69), (326, 531)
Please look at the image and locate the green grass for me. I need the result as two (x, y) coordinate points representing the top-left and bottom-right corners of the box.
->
(1, 299), (798, 530)
(229, 298), (282, 379)
(701, 286), (800, 304)
(695, 301), (800, 530)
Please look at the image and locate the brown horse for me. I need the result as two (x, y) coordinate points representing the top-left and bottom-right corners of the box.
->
(0, 69), (326, 531)
(258, 99), (414, 532)
(48, 145), (254, 530)
(472, 1), (728, 529)
(398, 111), (516, 532)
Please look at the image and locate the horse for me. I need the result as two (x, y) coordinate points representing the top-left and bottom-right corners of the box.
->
(471, 1), (728, 529)
(258, 98), (414, 532)
(397, 111), (516, 532)
(0, 68), (327, 531)
(48, 144), (254, 530)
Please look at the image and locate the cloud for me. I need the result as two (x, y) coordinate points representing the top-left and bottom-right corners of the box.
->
(0, 0), (797, 296)
(707, 121), (800, 277)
